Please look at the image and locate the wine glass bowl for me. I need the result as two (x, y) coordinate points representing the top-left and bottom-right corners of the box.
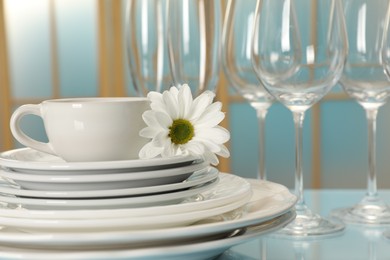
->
(167, 0), (221, 95)
(252, 0), (347, 236)
(341, 0), (390, 108)
(126, 0), (173, 97)
(252, 0), (346, 113)
(222, 0), (274, 109)
(126, 0), (221, 98)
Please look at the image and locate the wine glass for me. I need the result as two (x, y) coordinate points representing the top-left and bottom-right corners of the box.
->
(252, 0), (347, 236)
(221, 0), (274, 180)
(330, 0), (390, 225)
(126, 0), (173, 96)
(382, 2), (390, 240)
(166, 0), (221, 95)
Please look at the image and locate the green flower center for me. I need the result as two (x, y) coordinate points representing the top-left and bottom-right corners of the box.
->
(169, 119), (194, 145)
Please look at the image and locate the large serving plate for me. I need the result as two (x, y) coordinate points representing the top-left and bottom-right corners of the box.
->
(0, 174), (251, 219)
(0, 167), (219, 199)
(0, 148), (202, 174)
(0, 162), (209, 191)
(0, 177), (296, 249)
(0, 211), (295, 260)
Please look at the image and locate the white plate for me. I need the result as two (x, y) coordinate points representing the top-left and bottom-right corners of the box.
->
(0, 148), (202, 174)
(0, 211), (295, 260)
(0, 167), (219, 199)
(0, 178), (218, 210)
(0, 173), (251, 219)
(0, 189), (252, 232)
(0, 162), (209, 191)
(0, 177), (296, 249)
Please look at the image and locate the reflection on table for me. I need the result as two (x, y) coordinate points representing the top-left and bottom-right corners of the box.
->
(220, 190), (390, 260)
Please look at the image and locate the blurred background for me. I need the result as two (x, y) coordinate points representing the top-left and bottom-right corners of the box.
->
(1, 0), (390, 189)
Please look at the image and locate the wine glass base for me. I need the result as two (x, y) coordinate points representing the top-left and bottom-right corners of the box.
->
(272, 205), (345, 238)
(383, 230), (390, 240)
(330, 195), (390, 225)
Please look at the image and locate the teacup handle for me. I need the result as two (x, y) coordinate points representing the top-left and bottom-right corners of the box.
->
(10, 104), (56, 155)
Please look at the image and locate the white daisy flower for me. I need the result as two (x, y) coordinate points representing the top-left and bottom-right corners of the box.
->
(138, 84), (230, 165)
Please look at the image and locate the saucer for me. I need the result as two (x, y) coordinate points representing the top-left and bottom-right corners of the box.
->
(0, 148), (202, 174)
(0, 162), (209, 191)
(0, 167), (219, 199)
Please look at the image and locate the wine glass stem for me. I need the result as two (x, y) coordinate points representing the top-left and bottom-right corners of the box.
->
(293, 111), (305, 207)
(366, 108), (378, 198)
(256, 109), (268, 180)
(368, 241), (377, 260)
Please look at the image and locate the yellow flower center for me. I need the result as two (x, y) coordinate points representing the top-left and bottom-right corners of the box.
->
(169, 119), (194, 145)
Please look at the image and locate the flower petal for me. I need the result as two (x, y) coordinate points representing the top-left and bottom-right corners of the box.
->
(148, 92), (167, 113)
(203, 101), (222, 114)
(138, 142), (163, 159)
(216, 144), (230, 158)
(196, 111), (225, 128)
(139, 127), (161, 138)
(152, 131), (170, 147)
(188, 91), (215, 121)
(163, 89), (179, 119)
(183, 140), (205, 155)
(195, 126), (230, 144)
(178, 84), (193, 118)
(196, 101), (223, 124)
(162, 142), (178, 157)
(169, 86), (179, 98)
(142, 111), (160, 128)
(147, 91), (163, 104)
(154, 111), (173, 129)
(192, 136), (221, 153)
(202, 150), (219, 166)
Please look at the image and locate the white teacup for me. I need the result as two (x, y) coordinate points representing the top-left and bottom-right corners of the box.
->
(10, 97), (150, 162)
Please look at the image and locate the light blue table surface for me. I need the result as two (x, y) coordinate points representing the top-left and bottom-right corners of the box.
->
(218, 190), (390, 260)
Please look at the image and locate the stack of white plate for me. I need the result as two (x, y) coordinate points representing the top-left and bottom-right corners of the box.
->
(0, 148), (297, 260)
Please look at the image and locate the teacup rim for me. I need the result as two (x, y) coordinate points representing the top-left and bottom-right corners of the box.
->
(42, 97), (149, 104)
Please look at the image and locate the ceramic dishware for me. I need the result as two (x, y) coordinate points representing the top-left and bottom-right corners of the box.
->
(0, 211), (295, 259)
(0, 161), (209, 191)
(0, 148), (202, 174)
(10, 97), (150, 162)
(0, 177), (296, 252)
(0, 166), (218, 199)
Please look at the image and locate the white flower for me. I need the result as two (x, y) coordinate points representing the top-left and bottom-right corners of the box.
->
(138, 84), (230, 165)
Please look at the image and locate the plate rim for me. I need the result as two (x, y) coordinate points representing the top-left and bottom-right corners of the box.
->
(0, 211), (296, 260)
(0, 178), (219, 209)
(0, 190), (253, 232)
(0, 162), (209, 183)
(0, 148), (202, 172)
(0, 167), (219, 198)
